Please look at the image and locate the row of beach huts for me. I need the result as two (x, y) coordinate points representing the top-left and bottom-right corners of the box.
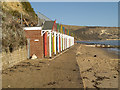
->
(24, 20), (74, 59)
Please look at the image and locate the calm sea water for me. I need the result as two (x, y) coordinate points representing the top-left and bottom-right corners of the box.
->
(76, 40), (120, 55)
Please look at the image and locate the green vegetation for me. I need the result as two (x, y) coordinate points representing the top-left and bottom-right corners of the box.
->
(2, 14), (26, 53)
(21, 2), (37, 18)
(9, 10), (20, 17)
(21, 2), (38, 24)
(21, 2), (34, 13)
(1, 1), (39, 53)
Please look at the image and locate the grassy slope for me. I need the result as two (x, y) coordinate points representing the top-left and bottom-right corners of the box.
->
(63, 25), (119, 41)
(2, 1), (37, 53)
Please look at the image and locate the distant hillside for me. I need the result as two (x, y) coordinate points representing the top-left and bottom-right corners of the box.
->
(63, 25), (119, 41)
(62, 24), (87, 31)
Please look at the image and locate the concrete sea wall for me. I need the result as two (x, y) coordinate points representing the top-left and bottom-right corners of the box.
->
(2, 46), (27, 70)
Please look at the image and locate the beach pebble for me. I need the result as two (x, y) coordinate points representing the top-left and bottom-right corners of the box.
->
(114, 76), (117, 78)
(68, 78), (71, 81)
(94, 55), (97, 57)
(76, 52), (81, 56)
(73, 69), (76, 71)
(117, 70), (120, 72)
(47, 81), (56, 85)
(8, 85), (10, 88)
(31, 54), (37, 59)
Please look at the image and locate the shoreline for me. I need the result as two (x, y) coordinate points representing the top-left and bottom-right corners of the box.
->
(76, 44), (118, 88)
(106, 39), (120, 41)
(76, 39), (120, 41)
(75, 40), (120, 47)
(85, 44), (119, 59)
(102, 48), (119, 59)
(76, 42), (120, 57)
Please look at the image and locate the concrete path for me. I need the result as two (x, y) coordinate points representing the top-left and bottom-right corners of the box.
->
(2, 45), (83, 88)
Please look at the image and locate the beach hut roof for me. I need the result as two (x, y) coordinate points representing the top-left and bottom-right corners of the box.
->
(42, 21), (55, 30)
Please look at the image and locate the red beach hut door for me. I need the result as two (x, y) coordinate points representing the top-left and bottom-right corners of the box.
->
(43, 32), (47, 57)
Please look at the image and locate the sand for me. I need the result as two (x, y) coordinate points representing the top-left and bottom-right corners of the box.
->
(2, 44), (119, 89)
(76, 44), (119, 89)
(2, 45), (83, 88)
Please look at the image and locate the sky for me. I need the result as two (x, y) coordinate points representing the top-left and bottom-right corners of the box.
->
(30, 2), (118, 27)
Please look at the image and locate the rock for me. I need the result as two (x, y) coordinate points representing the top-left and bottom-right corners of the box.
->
(9, 69), (14, 72)
(94, 55), (97, 57)
(31, 54), (37, 59)
(114, 76), (116, 78)
(8, 85), (11, 88)
(73, 69), (76, 71)
(68, 78), (71, 81)
(48, 81), (56, 85)
(36, 69), (40, 70)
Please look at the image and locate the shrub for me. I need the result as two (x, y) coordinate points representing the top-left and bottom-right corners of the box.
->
(9, 10), (20, 17)
(2, 19), (26, 53)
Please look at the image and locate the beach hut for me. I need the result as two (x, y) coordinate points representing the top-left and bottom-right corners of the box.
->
(56, 23), (61, 53)
(24, 27), (44, 59)
(42, 21), (57, 57)
(41, 30), (49, 58)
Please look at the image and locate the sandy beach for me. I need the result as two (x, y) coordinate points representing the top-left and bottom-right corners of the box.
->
(76, 44), (119, 89)
(2, 45), (83, 88)
(2, 44), (119, 89)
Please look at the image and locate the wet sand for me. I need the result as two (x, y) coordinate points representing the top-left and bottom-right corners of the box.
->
(2, 45), (83, 88)
(76, 44), (119, 89)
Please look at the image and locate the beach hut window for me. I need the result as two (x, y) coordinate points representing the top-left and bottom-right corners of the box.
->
(34, 39), (39, 42)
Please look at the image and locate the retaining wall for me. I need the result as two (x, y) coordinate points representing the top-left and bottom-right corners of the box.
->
(2, 46), (27, 70)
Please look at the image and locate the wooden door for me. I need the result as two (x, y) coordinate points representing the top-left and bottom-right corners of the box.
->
(43, 32), (47, 57)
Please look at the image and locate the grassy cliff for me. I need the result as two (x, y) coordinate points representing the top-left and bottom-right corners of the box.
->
(1, 1), (38, 53)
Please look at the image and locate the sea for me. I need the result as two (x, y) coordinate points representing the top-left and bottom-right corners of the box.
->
(76, 40), (120, 55)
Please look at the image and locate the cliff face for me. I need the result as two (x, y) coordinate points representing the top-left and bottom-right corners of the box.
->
(2, 1), (37, 25)
(2, 1), (27, 16)
(1, 1), (38, 53)
(63, 25), (119, 41)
